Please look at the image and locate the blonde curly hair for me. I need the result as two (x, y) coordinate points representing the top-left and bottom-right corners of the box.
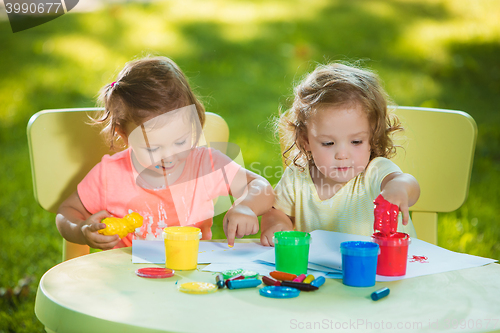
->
(278, 62), (402, 170)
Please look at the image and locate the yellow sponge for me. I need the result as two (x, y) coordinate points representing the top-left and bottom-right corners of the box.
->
(98, 212), (143, 238)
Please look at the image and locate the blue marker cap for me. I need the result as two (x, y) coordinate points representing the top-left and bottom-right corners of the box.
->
(371, 287), (390, 301)
(226, 278), (262, 289)
(310, 276), (325, 288)
(259, 286), (300, 299)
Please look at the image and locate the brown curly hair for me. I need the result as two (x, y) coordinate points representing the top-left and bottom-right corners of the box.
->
(278, 62), (403, 170)
(94, 56), (205, 149)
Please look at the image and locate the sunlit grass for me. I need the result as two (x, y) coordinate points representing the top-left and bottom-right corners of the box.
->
(166, 0), (331, 24)
(393, 0), (500, 63)
(382, 69), (443, 106)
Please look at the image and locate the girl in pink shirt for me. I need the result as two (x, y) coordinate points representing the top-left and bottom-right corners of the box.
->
(56, 56), (274, 249)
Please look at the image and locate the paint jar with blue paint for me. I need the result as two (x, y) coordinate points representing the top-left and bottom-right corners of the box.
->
(340, 241), (379, 287)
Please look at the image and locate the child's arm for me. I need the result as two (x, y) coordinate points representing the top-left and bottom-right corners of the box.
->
(55, 191), (121, 250)
(223, 169), (274, 247)
(260, 207), (294, 246)
(380, 172), (420, 225)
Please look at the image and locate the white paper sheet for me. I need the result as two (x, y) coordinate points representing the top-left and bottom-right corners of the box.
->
(253, 230), (496, 281)
(378, 236), (497, 281)
(198, 242), (271, 264)
(132, 240), (164, 264)
(132, 240), (272, 264)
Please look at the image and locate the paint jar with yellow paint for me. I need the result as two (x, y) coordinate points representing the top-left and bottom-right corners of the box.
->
(163, 227), (202, 270)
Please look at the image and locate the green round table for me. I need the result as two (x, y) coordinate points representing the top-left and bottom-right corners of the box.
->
(35, 244), (500, 333)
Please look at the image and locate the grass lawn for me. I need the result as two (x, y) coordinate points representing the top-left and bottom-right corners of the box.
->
(1, 0), (499, 331)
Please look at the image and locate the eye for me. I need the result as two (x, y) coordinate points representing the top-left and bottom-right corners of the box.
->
(175, 140), (187, 146)
(351, 140), (363, 145)
(145, 147), (159, 152)
(321, 142), (334, 146)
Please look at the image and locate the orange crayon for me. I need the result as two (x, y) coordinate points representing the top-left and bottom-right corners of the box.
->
(270, 271), (297, 281)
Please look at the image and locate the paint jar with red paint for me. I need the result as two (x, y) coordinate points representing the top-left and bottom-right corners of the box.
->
(371, 232), (410, 276)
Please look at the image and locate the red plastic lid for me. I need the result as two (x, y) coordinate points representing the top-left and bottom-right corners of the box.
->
(372, 232), (411, 247)
(136, 267), (175, 278)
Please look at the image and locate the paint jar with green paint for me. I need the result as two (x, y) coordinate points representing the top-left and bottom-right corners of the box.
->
(274, 231), (311, 275)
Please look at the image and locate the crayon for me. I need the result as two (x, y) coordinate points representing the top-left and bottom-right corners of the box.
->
(303, 275), (315, 284)
(227, 278), (262, 289)
(292, 274), (307, 283)
(281, 281), (319, 291)
(225, 274), (244, 287)
(371, 287), (390, 301)
(270, 271), (297, 281)
(262, 276), (281, 286)
(310, 276), (325, 288)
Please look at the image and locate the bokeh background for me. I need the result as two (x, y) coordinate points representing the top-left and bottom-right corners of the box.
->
(1, 0), (499, 330)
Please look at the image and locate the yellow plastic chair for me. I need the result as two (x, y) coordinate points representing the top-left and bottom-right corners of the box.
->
(27, 108), (229, 261)
(391, 107), (477, 244)
(280, 106), (477, 244)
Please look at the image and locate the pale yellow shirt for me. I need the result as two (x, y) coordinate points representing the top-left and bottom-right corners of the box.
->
(274, 157), (417, 238)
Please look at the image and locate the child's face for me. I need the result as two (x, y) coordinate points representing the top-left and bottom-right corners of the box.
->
(127, 108), (196, 176)
(304, 103), (371, 185)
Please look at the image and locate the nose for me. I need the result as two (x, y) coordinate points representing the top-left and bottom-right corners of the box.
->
(335, 144), (348, 160)
(160, 147), (177, 163)
(162, 153), (176, 164)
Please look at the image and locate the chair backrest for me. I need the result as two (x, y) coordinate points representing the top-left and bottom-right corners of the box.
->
(27, 108), (229, 261)
(391, 107), (477, 243)
(279, 107), (477, 244)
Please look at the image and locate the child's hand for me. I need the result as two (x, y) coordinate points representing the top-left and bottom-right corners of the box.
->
(223, 204), (259, 247)
(379, 172), (420, 228)
(373, 194), (399, 234)
(260, 208), (294, 247)
(260, 223), (293, 247)
(379, 188), (410, 226)
(81, 210), (120, 250)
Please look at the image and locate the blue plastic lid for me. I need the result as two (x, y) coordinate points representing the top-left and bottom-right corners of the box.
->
(259, 286), (300, 299)
(340, 241), (379, 256)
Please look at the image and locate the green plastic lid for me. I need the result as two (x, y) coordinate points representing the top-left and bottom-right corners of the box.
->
(221, 269), (259, 280)
(273, 231), (311, 246)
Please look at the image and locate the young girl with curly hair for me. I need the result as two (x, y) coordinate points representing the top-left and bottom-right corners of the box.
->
(260, 63), (419, 246)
